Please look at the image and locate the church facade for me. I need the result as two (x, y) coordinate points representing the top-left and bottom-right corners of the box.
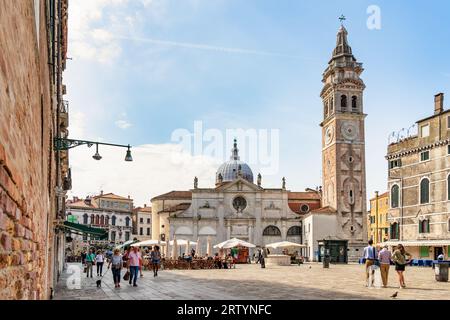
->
(151, 25), (368, 262)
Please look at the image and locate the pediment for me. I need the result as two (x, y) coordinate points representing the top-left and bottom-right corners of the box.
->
(216, 178), (262, 192)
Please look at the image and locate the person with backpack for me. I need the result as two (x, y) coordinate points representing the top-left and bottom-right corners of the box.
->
(108, 249), (123, 288)
(151, 245), (162, 277)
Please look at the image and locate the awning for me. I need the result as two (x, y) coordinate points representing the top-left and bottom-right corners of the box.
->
(380, 240), (450, 247)
(63, 221), (108, 240)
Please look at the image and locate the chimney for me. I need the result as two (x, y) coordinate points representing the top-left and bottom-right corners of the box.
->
(435, 93), (444, 115)
(100, 190), (103, 195)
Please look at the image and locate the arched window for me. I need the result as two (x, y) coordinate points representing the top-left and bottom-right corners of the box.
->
(105, 216), (109, 226)
(391, 185), (400, 208)
(287, 226), (301, 236)
(125, 217), (130, 227)
(100, 215), (105, 226)
(263, 225), (281, 236)
(420, 178), (430, 204)
(95, 215), (99, 225)
(390, 222), (399, 239)
(330, 97), (334, 113)
(349, 189), (354, 205)
(111, 216), (116, 226)
(341, 95), (347, 111)
(419, 219), (430, 233)
(90, 214), (94, 224)
(83, 214), (88, 224)
(324, 101), (328, 117)
(352, 96), (357, 110)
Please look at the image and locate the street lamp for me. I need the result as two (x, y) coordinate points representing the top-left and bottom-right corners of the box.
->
(92, 144), (102, 161)
(54, 138), (133, 162)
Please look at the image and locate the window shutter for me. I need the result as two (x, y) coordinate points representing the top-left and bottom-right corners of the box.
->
(420, 246), (429, 257)
(427, 220), (430, 233)
(419, 221), (422, 233)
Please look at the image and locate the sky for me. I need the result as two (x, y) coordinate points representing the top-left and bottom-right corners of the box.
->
(65, 0), (450, 207)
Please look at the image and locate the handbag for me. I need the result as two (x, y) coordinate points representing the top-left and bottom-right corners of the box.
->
(123, 270), (130, 281)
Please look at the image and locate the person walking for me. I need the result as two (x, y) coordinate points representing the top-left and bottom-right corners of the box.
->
(378, 245), (392, 288)
(392, 244), (411, 289)
(108, 249), (123, 288)
(95, 250), (105, 277)
(261, 247), (268, 269)
(85, 248), (96, 278)
(127, 246), (142, 287)
(362, 239), (378, 287)
(151, 245), (162, 277)
(81, 250), (87, 265)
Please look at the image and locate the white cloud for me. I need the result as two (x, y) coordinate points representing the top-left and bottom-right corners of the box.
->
(67, 143), (218, 207)
(68, 0), (168, 64)
(115, 120), (132, 129)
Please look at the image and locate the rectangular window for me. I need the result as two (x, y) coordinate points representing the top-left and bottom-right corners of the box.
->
(448, 116), (450, 129)
(419, 246), (429, 258)
(420, 151), (430, 162)
(125, 232), (130, 241)
(139, 227), (143, 235)
(420, 124), (430, 137)
(147, 218), (151, 224)
(147, 228), (150, 236)
(111, 231), (116, 241)
(448, 145), (450, 155)
(139, 218), (143, 223)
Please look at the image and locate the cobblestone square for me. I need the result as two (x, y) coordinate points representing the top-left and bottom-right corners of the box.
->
(55, 263), (450, 300)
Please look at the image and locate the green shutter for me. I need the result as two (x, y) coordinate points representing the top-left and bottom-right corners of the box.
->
(420, 246), (429, 258)
(419, 221), (422, 233)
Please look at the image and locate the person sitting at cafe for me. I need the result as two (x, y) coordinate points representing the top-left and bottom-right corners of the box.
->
(226, 254), (234, 269)
(214, 253), (222, 269)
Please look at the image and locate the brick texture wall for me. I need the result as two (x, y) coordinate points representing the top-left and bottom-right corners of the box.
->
(0, 1), (58, 300)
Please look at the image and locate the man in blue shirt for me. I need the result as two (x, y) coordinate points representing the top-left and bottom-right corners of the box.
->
(363, 239), (378, 287)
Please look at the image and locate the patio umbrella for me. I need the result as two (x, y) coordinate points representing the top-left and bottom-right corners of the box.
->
(265, 241), (307, 249)
(171, 236), (178, 259)
(214, 238), (256, 249)
(131, 239), (167, 247)
(196, 237), (201, 257)
(206, 236), (212, 257)
(115, 239), (136, 250)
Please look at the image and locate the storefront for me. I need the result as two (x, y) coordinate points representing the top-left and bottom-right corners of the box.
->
(380, 240), (450, 260)
(317, 239), (348, 264)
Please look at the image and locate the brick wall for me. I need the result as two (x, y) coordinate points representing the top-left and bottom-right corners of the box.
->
(0, 1), (59, 300)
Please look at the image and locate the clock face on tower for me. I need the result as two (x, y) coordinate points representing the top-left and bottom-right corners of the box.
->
(325, 125), (334, 145)
(341, 121), (358, 141)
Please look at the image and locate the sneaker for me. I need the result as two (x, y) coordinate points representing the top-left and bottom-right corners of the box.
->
(133, 284), (138, 287)
(118, 284), (120, 288)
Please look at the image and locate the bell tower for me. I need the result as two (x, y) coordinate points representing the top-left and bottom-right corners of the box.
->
(320, 24), (368, 260)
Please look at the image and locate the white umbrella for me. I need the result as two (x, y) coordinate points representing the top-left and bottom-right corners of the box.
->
(206, 236), (212, 257)
(265, 241), (307, 249)
(196, 237), (201, 257)
(171, 236), (178, 259)
(131, 239), (167, 247)
(214, 238), (256, 249)
(168, 239), (197, 246)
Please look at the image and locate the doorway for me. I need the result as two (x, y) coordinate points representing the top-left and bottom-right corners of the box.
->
(434, 247), (443, 260)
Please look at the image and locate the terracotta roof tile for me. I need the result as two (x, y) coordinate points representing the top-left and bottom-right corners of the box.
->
(151, 191), (192, 201)
(288, 191), (321, 200)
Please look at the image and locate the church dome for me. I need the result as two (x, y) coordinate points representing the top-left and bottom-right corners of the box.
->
(216, 139), (254, 184)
